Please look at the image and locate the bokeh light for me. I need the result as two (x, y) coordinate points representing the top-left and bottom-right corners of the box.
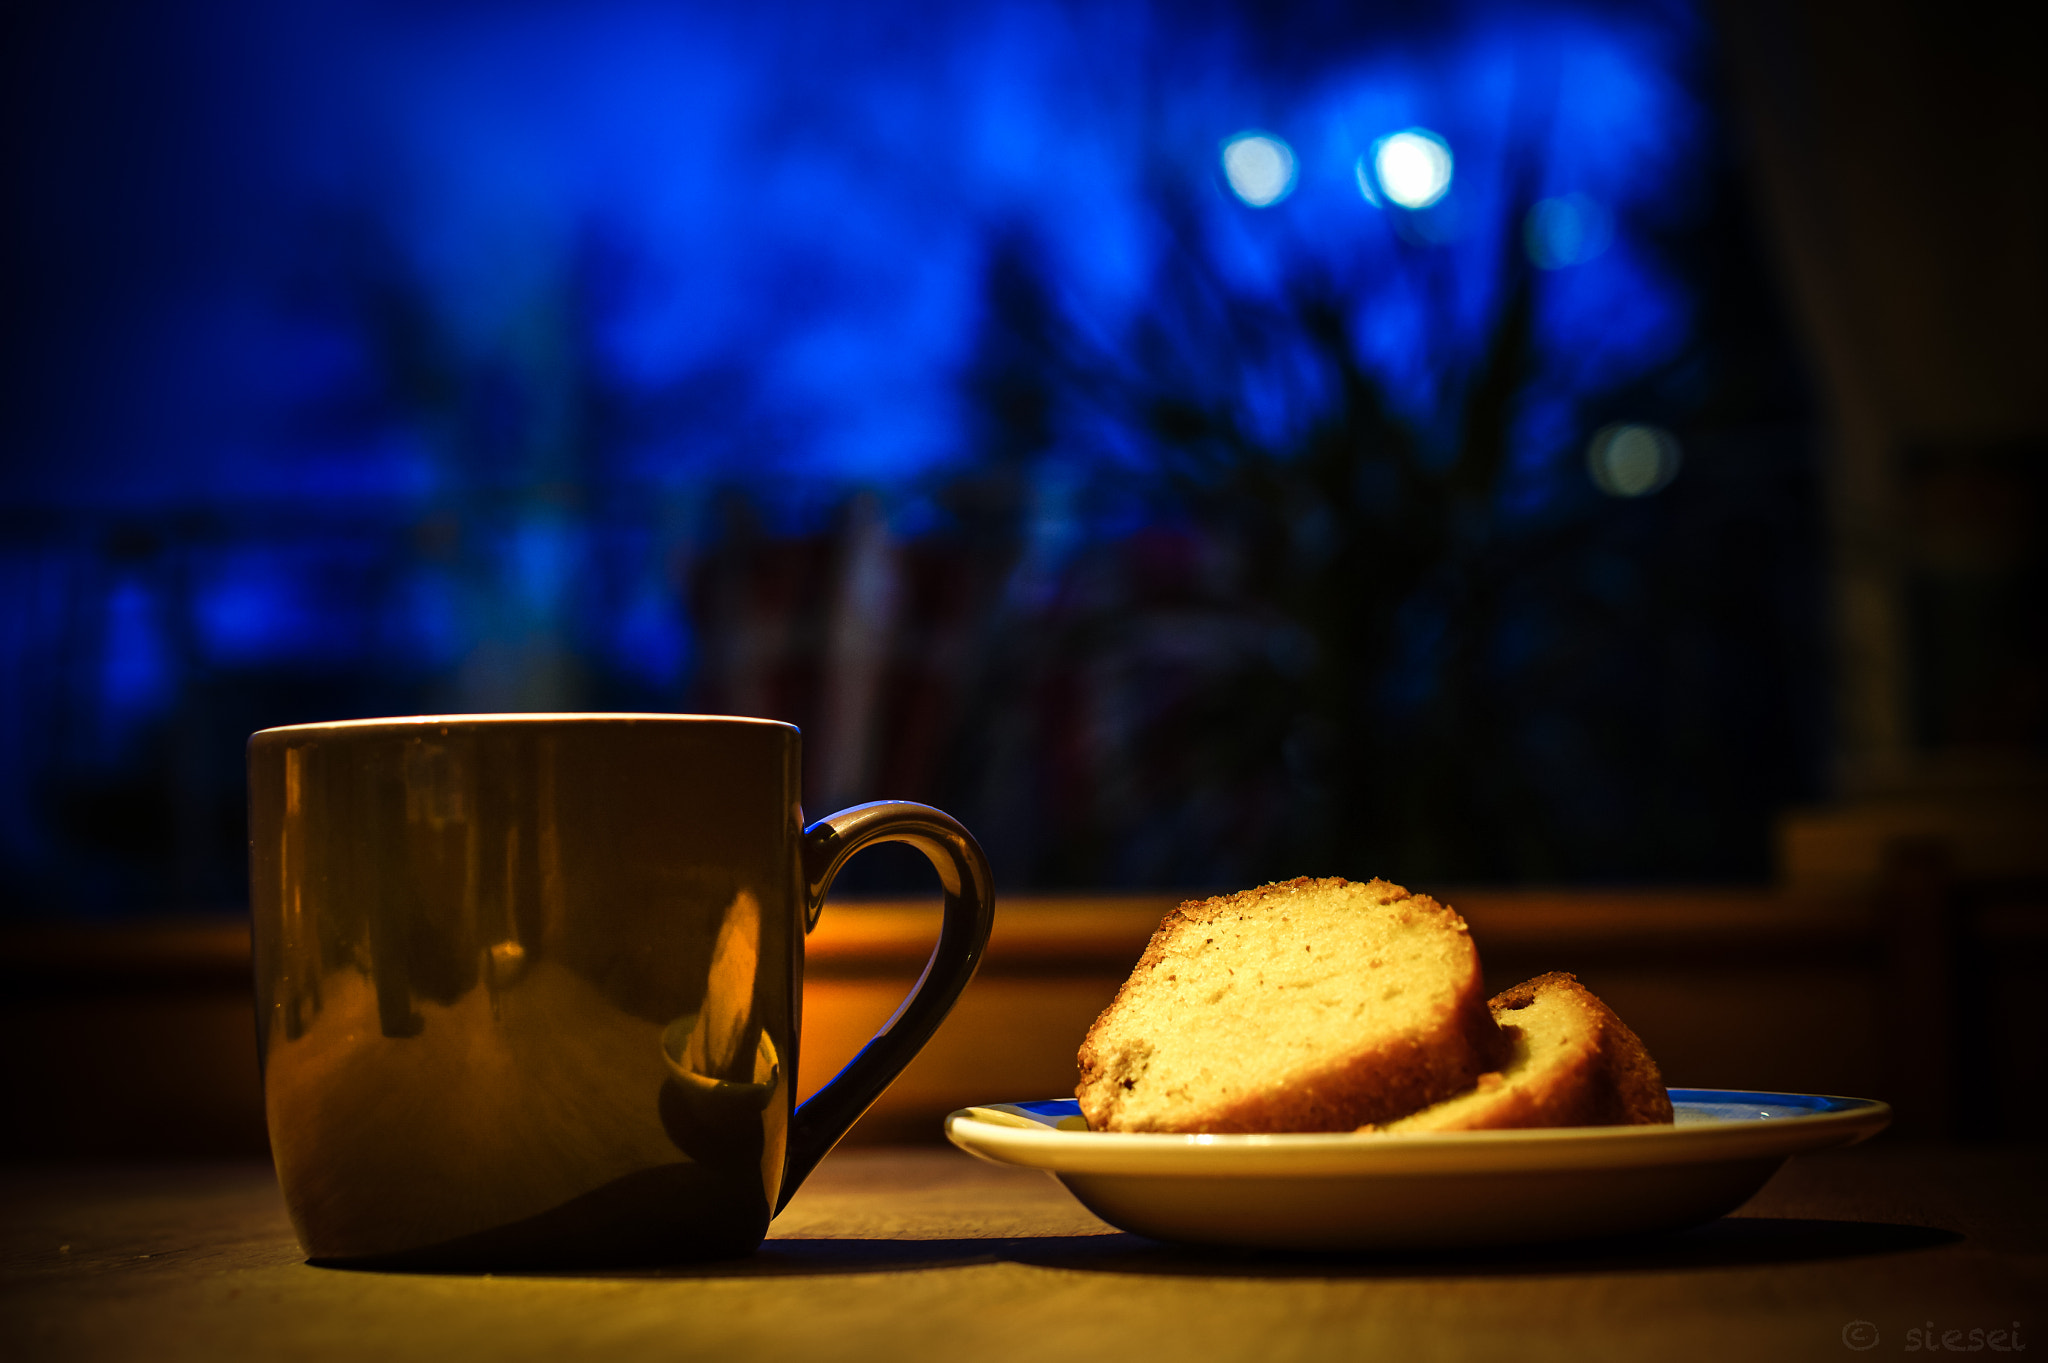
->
(1587, 423), (1682, 497)
(1371, 129), (1454, 209)
(1525, 193), (1614, 269)
(1222, 132), (1297, 207)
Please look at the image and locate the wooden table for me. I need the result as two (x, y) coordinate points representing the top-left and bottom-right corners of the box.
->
(2, 1143), (2040, 1361)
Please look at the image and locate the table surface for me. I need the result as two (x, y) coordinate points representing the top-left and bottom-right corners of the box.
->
(2, 1142), (2041, 1362)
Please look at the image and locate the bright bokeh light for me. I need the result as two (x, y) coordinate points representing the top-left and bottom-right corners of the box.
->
(1222, 132), (1297, 207)
(1525, 193), (1613, 269)
(1372, 129), (1453, 209)
(1588, 423), (1681, 497)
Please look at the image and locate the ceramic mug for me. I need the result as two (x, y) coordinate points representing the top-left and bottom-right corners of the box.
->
(247, 713), (993, 1266)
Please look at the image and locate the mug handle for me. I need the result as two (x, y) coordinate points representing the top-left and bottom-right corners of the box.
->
(777, 800), (995, 1211)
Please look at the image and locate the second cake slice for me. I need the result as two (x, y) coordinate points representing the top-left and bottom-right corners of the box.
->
(1374, 972), (1674, 1132)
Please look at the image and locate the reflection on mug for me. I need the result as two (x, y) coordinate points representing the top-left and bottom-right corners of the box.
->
(683, 890), (763, 1083)
(658, 890), (781, 1173)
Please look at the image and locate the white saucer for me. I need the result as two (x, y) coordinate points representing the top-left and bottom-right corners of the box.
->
(944, 1089), (1890, 1250)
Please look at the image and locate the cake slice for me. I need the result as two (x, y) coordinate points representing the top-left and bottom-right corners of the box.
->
(1076, 877), (1507, 1133)
(1374, 972), (1672, 1132)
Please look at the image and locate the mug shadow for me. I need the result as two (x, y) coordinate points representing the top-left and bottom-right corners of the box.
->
(323, 1216), (1959, 1281)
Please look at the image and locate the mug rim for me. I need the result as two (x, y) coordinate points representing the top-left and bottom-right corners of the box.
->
(251, 712), (799, 738)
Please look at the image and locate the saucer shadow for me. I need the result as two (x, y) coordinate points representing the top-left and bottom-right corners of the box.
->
(988, 1216), (1963, 1280)
(405, 1216), (1958, 1282)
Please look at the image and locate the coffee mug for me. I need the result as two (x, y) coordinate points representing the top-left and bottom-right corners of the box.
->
(247, 713), (993, 1266)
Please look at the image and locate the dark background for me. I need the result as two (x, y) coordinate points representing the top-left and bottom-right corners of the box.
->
(7, 0), (2033, 916)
